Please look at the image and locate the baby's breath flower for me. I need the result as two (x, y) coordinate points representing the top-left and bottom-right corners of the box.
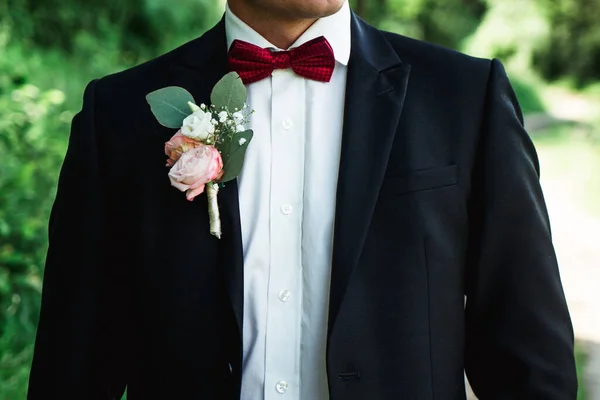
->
(232, 111), (244, 124)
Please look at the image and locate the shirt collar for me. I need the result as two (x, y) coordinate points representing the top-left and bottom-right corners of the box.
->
(225, 1), (351, 66)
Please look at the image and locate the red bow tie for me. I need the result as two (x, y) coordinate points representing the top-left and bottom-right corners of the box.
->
(228, 36), (336, 85)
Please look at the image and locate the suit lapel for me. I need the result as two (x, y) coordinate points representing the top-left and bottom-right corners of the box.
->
(328, 14), (411, 333)
(169, 20), (245, 337)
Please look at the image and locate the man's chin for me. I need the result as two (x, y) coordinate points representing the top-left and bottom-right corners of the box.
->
(280, 0), (346, 20)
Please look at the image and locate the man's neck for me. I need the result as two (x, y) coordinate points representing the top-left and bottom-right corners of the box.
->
(227, 2), (317, 49)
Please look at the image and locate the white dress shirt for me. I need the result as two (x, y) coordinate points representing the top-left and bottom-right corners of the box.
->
(225, 3), (351, 399)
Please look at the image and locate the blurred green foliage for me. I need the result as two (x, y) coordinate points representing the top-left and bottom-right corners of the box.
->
(354, 0), (600, 86)
(353, 0), (486, 50)
(1, 0), (599, 398)
(6, 0), (221, 61)
(534, 0), (600, 86)
(464, 1), (550, 75)
(0, 1), (221, 397)
(0, 50), (69, 397)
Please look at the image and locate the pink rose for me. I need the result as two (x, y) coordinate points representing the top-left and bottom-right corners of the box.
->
(168, 145), (223, 201)
(164, 131), (203, 167)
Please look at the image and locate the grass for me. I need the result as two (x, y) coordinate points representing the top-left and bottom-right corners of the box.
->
(576, 344), (588, 400)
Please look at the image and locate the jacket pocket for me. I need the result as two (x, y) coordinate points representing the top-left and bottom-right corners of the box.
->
(383, 164), (458, 195)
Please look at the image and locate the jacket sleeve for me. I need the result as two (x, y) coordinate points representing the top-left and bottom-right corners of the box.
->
(464, 59), (578, 399)
(28, 81), (127, 399)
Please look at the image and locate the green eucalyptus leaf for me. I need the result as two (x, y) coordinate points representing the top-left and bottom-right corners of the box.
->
(210, 72), (247, 112)
(146, 86), (195, 129)
(218, 135), (233, 167)
(219, 130), (254, 183)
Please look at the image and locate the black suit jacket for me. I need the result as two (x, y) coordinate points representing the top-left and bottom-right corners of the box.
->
(28, 13), (577, 400)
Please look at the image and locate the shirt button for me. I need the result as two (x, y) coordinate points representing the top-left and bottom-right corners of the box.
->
(281, 205), (293, 215)
(276, 380), (289, 394)
(278, 290), (291, 302)
(282, 118), (293, 130)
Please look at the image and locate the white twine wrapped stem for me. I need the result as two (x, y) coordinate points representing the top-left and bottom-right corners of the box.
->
(206, 182), (221, 239)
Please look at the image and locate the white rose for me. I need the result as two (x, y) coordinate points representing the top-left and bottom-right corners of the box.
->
(181, 109), (215, 140)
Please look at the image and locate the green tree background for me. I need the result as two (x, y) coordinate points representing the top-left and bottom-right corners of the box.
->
(1, 0), (599, 398)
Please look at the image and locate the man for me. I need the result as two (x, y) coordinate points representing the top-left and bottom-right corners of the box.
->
(28, 0), (577, 399)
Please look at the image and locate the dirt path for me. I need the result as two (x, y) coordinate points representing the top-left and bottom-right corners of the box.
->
(539, 147), (600, 399)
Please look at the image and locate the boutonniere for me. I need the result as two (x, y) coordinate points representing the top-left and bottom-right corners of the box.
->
(146, 72), (253, 239)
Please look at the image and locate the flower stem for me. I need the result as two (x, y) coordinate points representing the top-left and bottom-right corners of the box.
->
(207, 182), (221, 239)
